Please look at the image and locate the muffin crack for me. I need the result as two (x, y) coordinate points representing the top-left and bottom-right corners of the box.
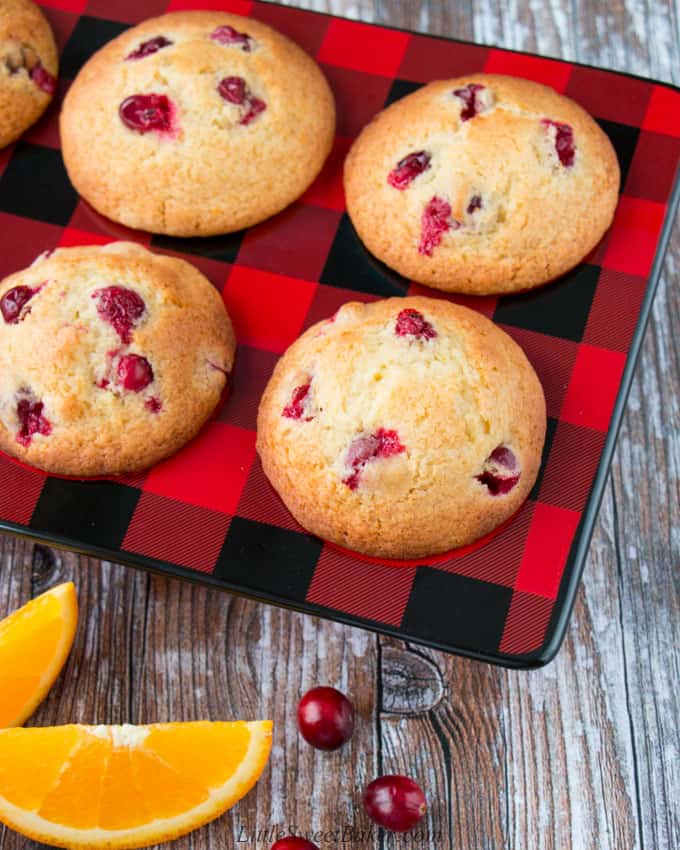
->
(0, 39), (55, 93)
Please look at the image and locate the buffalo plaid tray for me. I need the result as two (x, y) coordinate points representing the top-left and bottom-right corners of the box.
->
(1, 0), (679, 668)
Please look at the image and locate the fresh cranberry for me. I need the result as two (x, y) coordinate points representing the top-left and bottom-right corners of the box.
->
(542, 119), (575, 167)
(387, 151), (431, 190)
(125, 36), (173, 61)
(119, 94), (175, 134)
(217, 76), (266, 125)
(30, 63), (56, 96)
(453, 83), (486, 121)
(297, 686), (355, 751)
(145, 396), (162, 413)
(210, 24), (253, 51)
(476, 444), (520, 495)
(418, 196), (456, 257)
(395, 308), (436, 340)
(93, 286), (146, 344)
(1, 285), (39, 324)
(466, 194), (483, 214)
(343, 428), (405, 490)
(364, 775), (427, 832)
(15, 391), (51, 447)
(270, 839), (319, 850)
(116, 354), (153, 392)
(283, 381), (313, 420)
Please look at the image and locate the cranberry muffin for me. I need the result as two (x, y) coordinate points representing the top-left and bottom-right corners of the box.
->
(60, 11), (335, 236)
(0, 0), (58, 149)
(345, 74), (620, 295)
(0, 242), (235, 476)
(257, 297), (546, 558)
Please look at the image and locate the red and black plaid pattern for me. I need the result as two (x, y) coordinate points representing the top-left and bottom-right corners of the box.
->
(1, 0), (679, 667)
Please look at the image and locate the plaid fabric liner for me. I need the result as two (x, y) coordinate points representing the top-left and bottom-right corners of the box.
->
(1, 0), (679, 667)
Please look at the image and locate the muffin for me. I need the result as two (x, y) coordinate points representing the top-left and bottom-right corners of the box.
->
(0, 0), (58, 149)
(344, 74), (620, 295)
(0, 242), (235, 476)
(60, 11), (336, 236)
(257, 296), (546, 558)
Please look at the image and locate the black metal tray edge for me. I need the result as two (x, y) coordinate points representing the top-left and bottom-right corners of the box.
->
(529, 160), (680, 668)
(0, 521), (588, 670)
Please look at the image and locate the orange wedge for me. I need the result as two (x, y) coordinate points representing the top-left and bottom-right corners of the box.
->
(0, 720), (272, 849)
(0, 583), (78, 728)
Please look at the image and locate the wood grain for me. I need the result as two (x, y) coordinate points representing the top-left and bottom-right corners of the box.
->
(1, 2), (678, 850)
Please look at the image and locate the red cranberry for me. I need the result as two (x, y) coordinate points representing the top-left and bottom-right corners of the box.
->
(466, 194), (483, 214)
(343, 428), (405, 490)
(297, 686), (355, 751)
(387, 151), (431, 190)
(241, 97), (266, 125)
(542, 119), (575, 167)
(1, 285), (39, 324)
(418, 196), (456, 257)
(210, 24), (253, 51)
(116, 354), (153, 392)
(453, 83), (486, 121)
(125, 36), (173, 61)
(346, 435), (381, 470)
(364, 775), (427, 832)
(395, 308), (436, 340)
(93, 286), (145, 344)
(15, 391), (51, 447)
(119, 94), (175, 134)
(30, 63), (56, 96)
(219, 76), (246, 104)
(476, 444), (520, 495)
(489, 445), (517, 468)
(145, 396), (162, 413)
(282, 381), (313, 421)
(270, 839), (319, 850)
(218, 76), (266, 125)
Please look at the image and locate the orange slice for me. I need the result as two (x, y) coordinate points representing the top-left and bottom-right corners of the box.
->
(0, 720), (272, 849)
(0, 583), (78, 728)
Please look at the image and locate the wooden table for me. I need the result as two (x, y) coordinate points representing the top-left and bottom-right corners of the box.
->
(1, 2), (678, 849)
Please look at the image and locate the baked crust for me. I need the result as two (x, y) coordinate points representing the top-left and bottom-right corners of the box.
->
(344, 74), (620, 295)
(0, 242), (235, 476)
(60, 11), (336, 236)
(257, 296), (546, 558)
